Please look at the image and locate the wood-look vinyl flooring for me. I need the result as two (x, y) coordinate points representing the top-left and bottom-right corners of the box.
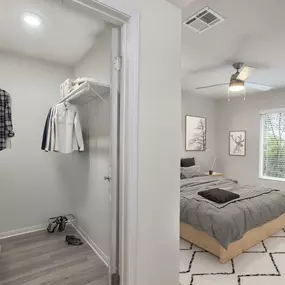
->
(0, 227), (108, 285)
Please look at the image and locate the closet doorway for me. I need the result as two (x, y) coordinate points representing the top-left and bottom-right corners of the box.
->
(0, 1), (130, 284)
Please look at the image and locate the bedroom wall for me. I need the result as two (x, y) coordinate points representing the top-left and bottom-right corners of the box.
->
(0, 52), (73, 234)
(182, 91), (218, 171)
(216, 88), (285, 190)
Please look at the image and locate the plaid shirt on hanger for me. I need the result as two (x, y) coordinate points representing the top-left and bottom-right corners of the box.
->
(0, 89), (14, 151)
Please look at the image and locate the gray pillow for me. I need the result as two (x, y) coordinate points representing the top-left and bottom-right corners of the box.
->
(180, 165), (201, 179)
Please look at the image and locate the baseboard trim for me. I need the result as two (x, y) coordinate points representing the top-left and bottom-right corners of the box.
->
(0, 224), (46, 240)
(70, 222), (109, 267)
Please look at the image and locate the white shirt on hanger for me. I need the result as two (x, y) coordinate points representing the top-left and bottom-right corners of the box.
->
(54, 103), (84, 154)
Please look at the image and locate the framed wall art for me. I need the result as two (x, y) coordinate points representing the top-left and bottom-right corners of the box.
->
(185, 115), (207, 151)
(229, 131), (246, 156)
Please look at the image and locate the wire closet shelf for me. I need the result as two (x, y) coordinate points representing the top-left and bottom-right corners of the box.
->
(59, 81), (110, 105)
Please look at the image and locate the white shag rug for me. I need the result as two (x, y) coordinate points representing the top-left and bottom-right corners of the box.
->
(180, 229), (285, 285)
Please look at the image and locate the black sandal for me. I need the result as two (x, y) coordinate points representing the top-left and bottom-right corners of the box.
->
(65, 235), (76, 242)
(47, 217), (61, 233)
(68, 239), (83, 246)
(58, 216), (68, 232)
(65, 235), (83, 246)
(47, 216), (68, 233)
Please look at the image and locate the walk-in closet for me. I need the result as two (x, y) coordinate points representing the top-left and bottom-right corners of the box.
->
(0, 1), (121, 284)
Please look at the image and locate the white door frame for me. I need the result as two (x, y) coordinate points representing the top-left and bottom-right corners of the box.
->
(68, 1), (140, 285)
(110, 27), (120, 283)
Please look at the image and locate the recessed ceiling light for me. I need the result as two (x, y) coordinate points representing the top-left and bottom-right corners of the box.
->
(23, 13), (42, 27)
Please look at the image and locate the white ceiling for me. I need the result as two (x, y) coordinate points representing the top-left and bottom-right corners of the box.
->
(178, 0), (285, 98)
(0, 0), (106, 66)
(167, 0), (197, 9)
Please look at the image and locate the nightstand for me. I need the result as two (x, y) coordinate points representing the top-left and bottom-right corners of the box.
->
(204, 172), (224, 177)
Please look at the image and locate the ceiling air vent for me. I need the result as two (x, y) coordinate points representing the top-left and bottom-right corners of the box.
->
(183, 7), (224, 34)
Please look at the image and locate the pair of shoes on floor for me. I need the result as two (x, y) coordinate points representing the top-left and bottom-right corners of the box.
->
(66, 235), (83, 246)
(47, 216), (68, 233)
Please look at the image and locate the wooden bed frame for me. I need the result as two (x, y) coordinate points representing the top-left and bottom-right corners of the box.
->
(180, 213), (285, 263)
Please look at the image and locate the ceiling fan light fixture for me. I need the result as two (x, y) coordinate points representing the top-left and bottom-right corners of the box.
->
(229, 79), (244, 92)
(229, 85), (244, 92)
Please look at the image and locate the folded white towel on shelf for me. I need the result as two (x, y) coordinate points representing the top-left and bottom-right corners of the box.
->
(67, 78), (93, 94)
(60, 77), (98, 100)
(74, 77), (96, 84)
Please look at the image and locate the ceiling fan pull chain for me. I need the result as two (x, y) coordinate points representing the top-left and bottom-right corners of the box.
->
(228, 89), (231, 102)
(243, 88), (246, 101)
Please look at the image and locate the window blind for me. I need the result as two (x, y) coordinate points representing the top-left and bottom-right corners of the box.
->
(261, 111), (285, 179)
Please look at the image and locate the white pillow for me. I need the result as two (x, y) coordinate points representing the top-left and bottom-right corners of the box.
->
(180, 165), (201, 179)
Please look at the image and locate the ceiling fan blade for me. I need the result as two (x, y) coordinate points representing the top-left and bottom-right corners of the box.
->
(195, 83), (228, 90)
(245, 82), (273, 91)
(237, 66), (255, 81)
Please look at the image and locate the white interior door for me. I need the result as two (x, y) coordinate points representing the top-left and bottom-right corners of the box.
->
(109, 27), (121, 285)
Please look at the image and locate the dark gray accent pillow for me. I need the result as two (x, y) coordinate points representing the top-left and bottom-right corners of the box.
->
(181, 158), (195, 167)
(198, 188), (240, 204)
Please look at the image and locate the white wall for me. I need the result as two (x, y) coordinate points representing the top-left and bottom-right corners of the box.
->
(182, 91), (217, 171)
(64, 27), (112, 262)
(75, 28), (112, 85)
(99, 1), (182, 285)
(217, 89), (285, 190)
(0, 52), (73, 234)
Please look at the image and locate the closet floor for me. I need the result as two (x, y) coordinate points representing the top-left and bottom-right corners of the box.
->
(0, 227), (108, 285)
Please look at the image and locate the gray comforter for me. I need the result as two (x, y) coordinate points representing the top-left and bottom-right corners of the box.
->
(180, 176), (285, 249)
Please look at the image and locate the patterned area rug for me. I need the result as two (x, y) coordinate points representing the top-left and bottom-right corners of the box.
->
(180, 229), (285, 285)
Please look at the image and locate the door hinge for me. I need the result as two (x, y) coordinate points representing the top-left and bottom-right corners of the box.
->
(113, 56), (122, 71)
(111, 273), (120, 285)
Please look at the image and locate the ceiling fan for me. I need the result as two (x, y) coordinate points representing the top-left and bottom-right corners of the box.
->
(195, 63), (273, 96)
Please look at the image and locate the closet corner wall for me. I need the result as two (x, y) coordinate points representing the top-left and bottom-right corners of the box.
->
(62, 27), (113, 263)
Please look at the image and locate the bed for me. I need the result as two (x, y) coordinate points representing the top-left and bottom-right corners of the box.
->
(180, 168), (285, 263)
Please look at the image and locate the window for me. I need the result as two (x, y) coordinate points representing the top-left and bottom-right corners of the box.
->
(260, 109), (285, 181)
